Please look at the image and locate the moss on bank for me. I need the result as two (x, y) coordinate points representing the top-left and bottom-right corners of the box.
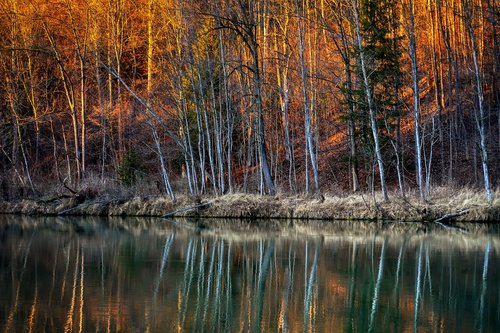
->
(0, 189), (499, 222)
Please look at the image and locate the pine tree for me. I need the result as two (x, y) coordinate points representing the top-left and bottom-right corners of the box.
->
(351, 0), (404, 196)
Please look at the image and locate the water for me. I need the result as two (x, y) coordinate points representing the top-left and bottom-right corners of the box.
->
(1, 216), (499, 332)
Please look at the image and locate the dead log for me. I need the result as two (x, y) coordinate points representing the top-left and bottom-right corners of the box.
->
(432, 208), (471, 233)
(39, 194), (72, 203)
(57, 199), (110, 215)
(161, 202), (210, 218)
(433, 209), (470, 224)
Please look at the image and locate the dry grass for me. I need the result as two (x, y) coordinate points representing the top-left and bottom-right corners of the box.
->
(193, 188), (499, 221)
(0, 187), (498, 222)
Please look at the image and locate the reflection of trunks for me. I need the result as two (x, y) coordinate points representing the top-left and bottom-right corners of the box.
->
(0, 217), (497, 332)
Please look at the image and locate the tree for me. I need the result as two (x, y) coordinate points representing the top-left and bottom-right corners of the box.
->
(352, 0), (389, 201)
(404, 0), (424, 199)
(462, 0), (492, 204)
(295, 0), (320, 193)
(213, 0), (276, 195)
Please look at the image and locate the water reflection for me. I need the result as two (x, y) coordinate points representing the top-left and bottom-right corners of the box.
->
(1, 216), (499, 332)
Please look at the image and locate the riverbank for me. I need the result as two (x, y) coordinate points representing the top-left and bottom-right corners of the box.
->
(1, 189), (499, 222)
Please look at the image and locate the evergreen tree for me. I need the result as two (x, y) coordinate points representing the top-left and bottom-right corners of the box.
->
(351, 0), (404, 192)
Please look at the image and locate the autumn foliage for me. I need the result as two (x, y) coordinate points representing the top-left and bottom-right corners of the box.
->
(0, 0), (498, 200)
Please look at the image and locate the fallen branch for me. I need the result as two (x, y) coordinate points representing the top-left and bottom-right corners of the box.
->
(57, 205), (82, 216)
(39, 194), (72, 203)
(161, 202), (210, 218)
(57, 199), (110, 216)
(62, 177), (78, 195)
(433, 208), (470, 224)
(432, 208), (471, 233)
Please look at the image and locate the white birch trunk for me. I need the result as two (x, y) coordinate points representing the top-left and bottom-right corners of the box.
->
(351, 0), (389, 201)
(406, 0), (424, 199)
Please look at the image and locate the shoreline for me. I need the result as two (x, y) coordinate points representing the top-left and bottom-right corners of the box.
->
(1, 192), (499, 223)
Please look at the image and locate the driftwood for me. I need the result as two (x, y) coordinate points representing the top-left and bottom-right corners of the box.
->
(433, 208), (470, 224)
(39, 194), (72, 203)
(57, 205), (83, 216)
(161, 202), (210, 218)
(57, 199), (110, 216)
(432, 208), (471, 233)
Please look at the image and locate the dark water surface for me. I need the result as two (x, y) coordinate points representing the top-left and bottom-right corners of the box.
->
(1, 216), (499, 332)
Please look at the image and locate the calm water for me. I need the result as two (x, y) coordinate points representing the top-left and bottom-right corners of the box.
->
(1, 216), (499, 332)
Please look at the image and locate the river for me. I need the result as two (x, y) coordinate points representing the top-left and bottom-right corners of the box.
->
(1, 215), (499, 332)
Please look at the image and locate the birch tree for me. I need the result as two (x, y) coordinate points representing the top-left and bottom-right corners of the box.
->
(462, 0), (492, 204)
(295, 0), (320, 193)
(214, 0), (276, 194)
(351, 0), (389, 201)
(404, 0), (424, 199)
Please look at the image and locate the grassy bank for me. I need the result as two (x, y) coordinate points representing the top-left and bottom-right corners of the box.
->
(0, 188), (499, 222)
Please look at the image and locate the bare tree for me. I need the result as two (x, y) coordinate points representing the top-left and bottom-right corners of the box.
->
(404, 0), (424, 200)
(462, 0), (492, 204)
(351, 0), (389, 201)
(295, 0), (320, 193)
(213, 0), (276, 194)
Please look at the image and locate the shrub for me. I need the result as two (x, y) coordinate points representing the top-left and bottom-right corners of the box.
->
(117, 150), (147, 185)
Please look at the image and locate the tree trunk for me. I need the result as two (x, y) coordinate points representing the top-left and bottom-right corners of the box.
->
(406, 0), (424, 200)
(296, 0), (320, 193)
(153, 128), (175, 201)
(352, 0), (389, 201)
(252, 46), (276, 195)
(197, 62), (218, 195)
(463, 0), (492, 204)
(218, 29), (233, 193)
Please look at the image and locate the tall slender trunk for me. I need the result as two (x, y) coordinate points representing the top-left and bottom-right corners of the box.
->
(345, 62), (360, 193)
(42, 21), (81, 183)
(21, 53), (40, 164)
(189, 65), (206, 193)
(329, 3), (360, 192)
(273, 10), (295, 192)
(424, 117), (436, 196)
(429, 0), (445, 183)
(152, 128), (175, 200)
(177, 78), (196, 194)
(352, 0), (389, 201)
(62, 126), (72, 183)
(252, 45), (275, 195)
(79, 56), (86, 177)
(296, 0), (320, 193)
(463, 0), (492, 204)
(14, 114), (36, 195)
(218, 29), (233, 193)
(407, 0), (424, 199)
(116, 61), (123, 160)
(112, 0), (125, 161)
(49, 117), (61, 181)
(197, 62), (218, 195)
(437, 0), (457, 183)
(95, 47), (107, 179)
(208, 55), (225, 194)
(180, 86), (197, 194)
(147, 0), (153, 97)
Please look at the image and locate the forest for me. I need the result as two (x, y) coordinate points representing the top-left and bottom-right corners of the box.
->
(0, 0), (498, 203)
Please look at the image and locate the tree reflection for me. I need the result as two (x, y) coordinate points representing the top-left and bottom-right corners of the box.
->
(304, 241), (318, 333)
(0, 219), (499, 332)
(477, 240), (491, 333)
